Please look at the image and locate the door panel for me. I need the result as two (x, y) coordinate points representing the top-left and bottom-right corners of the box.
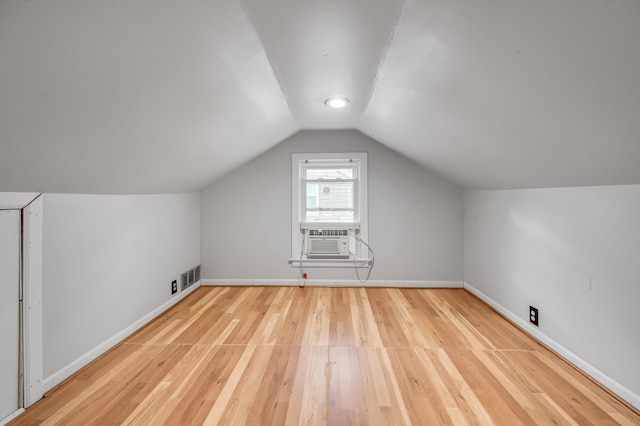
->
(0, 210), (20, 420)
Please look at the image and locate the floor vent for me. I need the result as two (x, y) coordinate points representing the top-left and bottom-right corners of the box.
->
(181, 264), (201, 291)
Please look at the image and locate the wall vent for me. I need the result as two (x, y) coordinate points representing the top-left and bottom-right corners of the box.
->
(181, 272), (188, 291)
(181, 264), (201, 291)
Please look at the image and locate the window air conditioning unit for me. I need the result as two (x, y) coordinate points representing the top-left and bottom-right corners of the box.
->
(307, 229), (350, 258)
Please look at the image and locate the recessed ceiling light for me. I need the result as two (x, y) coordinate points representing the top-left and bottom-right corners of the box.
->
(325, 97), (349, 109)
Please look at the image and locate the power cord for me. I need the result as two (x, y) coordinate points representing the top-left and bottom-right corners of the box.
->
(299, 231), (307, 287)
(354, 234), (375, 283)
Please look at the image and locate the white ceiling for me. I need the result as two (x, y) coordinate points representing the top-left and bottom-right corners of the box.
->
(1, 0), (639, 193)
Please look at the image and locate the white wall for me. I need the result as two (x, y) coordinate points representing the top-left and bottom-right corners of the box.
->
(464, 185), (640, 408)
(42, 193), (200, 383)
(201, 130), (463, 283)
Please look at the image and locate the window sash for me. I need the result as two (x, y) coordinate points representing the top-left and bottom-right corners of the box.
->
(303, 164), (356, 178)
(301, 162), (359, 224)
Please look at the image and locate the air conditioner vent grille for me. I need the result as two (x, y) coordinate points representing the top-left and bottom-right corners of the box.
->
(309, 229), (348, 236)
(309, 238), (340, 254)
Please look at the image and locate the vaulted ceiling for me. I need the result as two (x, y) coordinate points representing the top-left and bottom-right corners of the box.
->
(1, 0), (639, 193)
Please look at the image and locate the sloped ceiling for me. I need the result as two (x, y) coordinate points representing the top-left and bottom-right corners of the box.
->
(1, 0), (639, 193)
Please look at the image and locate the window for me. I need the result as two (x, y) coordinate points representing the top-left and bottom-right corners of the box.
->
(290, 152), (369, 267)
(302, 163), (357, 224)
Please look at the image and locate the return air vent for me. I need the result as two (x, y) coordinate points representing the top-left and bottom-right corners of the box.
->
(181, 272), (188, 290)
(181, 264), (201, 291)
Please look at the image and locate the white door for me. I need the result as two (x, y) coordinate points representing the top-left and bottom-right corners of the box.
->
(0, 210), (20, 421)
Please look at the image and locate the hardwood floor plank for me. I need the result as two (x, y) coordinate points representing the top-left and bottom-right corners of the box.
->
(436, 348), (497, 425)
(163, 344), (246, 425)
(355, 347), (389, 425)
(385, 288), (435, 348)
(302, 288), (332, 346)
(451, 349), (537, 425)
(375, 347), (414, 425)
(248, 288), (294, 346)
(10, 287), (640, 425)
(366, 290), (412, 348)
(533, 351), (638, 425)
(90, 344), (194, 425)
(285, 345), (329, 426)
(505, 351), (611, 424)
(420, 290), (495, 350)
(120, 343), (219, 425)
(246, 345), (299, 425)
(202, 344), (258, 425)
(170, 289), (234, 345)
(328, 346), (368, 425)
(217, 345), (275, 425)
(390, 347), (454, 425)
(38, 344), (166, 425)
(348, 288), (384, 347)
(413, 348), (457, 411)
(473, 349), (570, 425)
(274, 288), (311, 346)
(536, 392), (582, 426)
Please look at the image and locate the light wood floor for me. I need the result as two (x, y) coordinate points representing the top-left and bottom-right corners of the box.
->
(11, 286), (640, 425)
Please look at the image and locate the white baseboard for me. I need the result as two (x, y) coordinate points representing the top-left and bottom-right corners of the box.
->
(464, 281), (640, 411)
(202, 279), (463, 288)
(42, 282), (201, 393)
(0, 409), (24, 426)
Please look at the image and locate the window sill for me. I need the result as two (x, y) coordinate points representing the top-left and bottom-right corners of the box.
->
(289, 258), (371, 269)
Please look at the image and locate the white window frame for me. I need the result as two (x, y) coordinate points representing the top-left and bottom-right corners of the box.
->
(290, 152), (369, 268)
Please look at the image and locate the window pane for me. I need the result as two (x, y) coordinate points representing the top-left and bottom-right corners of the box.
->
(305, 168), (354, 179)
(306, 182), (353, 209)
(306, 183), (318, 208)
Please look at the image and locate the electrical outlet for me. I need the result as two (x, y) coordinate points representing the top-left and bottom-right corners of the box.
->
(171, 280), (178, 295)
(529, 306), (539, 327)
